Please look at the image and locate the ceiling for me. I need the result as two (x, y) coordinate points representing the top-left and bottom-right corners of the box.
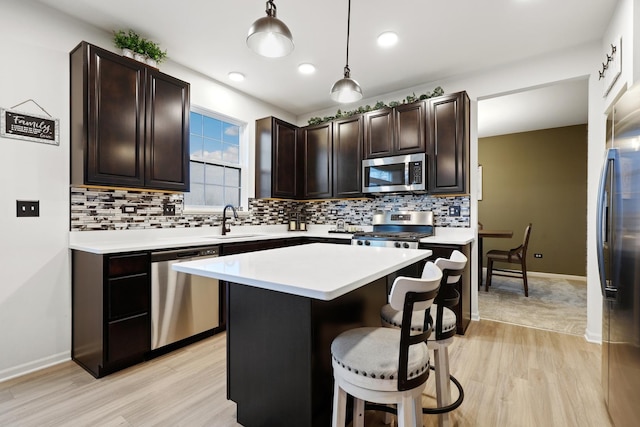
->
(37, 0), (616, 136)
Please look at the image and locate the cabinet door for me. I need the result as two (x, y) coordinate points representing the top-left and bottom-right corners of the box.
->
(333, 116), (363, 197)
(145, 70), (190, 191)
(427, 92), (469, 194)
(273, 119), (298, 198)
(87, 46), (145, 187)
(107, 313), (150, 362)
(302, 123), (333, 199)
(394, 101), (426, 154)
(364, 108), (394, 158)
(108, 274), (150, 320)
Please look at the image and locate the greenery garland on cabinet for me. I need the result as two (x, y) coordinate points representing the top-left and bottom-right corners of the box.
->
(308, 86), (444, 126)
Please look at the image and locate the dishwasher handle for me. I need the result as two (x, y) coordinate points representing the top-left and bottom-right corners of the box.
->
(151, 246), (220, 262)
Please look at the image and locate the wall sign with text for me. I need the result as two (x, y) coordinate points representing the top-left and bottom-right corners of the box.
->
(0, 108), (60, 146)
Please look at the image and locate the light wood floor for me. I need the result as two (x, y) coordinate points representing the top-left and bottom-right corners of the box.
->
(0, 320), (612, 427)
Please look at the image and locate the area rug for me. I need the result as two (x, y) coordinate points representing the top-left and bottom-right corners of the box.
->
(477, 273), (587, 336)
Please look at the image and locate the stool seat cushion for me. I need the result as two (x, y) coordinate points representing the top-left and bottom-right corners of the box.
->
(380, 303), (457, 336)
(331, 327), (429, 391)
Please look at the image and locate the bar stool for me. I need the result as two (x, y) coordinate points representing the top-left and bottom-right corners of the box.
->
(380, 250), (468, 427)
(330, 262), (442, 427)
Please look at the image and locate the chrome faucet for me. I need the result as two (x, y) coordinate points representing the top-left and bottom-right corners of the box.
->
(222, 204), (238, 235)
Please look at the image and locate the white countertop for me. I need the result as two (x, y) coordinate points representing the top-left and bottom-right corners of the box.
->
(68, 225), (475, 254)
(172, 243), (432, 301)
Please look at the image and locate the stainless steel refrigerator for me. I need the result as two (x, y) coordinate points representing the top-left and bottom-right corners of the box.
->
(597, 84), (640, 427)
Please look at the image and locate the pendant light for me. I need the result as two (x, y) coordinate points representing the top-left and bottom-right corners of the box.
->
(247, 0), (294, 58)
(330, 0), (363, 103)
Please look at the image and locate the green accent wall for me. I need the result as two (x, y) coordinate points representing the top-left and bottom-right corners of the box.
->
(478, 124), (587, 276)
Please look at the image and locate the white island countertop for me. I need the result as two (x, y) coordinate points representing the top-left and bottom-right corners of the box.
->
(172, 243), (432, 301)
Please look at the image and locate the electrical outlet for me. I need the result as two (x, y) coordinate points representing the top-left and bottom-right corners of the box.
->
(448, 205), (461, 217)
(16, 200), (39, 217)
(163, 204), (176, 216)
(278, 209), (284, 215)
(121, 205), (137, 214)
(534, 253), (543, 258)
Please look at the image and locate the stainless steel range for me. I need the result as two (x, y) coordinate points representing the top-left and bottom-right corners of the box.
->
(352, 211), (434, 249)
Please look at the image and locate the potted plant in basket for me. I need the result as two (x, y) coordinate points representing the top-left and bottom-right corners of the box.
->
(139, 39), (167, 67)
(113, 29), (141, 59)
(113, 29), (167, 67)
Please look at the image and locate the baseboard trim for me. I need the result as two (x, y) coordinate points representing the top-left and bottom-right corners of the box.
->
(584, 329), (602, 344)
(481, 267), (586, 282)
(0, 352), (70, 384)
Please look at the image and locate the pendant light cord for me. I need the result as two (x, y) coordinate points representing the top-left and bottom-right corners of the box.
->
(266, 0), (276, 17)
(345, 0), (351, 74)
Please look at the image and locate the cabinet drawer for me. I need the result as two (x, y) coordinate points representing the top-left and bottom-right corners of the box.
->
(108, 274), (150, 320)
(108, 253), (149, 277)
(107, 313), (150, 362)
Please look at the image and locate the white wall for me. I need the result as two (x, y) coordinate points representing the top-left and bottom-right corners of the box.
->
(0, 0), (294, 382)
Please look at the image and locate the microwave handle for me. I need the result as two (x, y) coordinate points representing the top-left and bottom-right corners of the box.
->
(404, 161), (410, 186)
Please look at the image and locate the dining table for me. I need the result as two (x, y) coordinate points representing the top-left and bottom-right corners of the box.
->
(477, 229), (514, 288)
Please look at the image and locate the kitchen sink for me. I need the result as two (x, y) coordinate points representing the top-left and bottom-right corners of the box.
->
(207, 233), (264, 240)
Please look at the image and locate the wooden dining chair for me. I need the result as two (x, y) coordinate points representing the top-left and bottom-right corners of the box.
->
(485, 223), (532, 296)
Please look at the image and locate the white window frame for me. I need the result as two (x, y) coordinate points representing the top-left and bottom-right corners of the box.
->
(183, 106), (249, 214)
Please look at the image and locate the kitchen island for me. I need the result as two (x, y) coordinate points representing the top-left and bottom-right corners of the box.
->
(173, 243), (432, 427)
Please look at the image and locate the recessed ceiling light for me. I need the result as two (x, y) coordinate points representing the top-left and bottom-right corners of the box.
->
(228, 72), (245, 82)
(377, 31), (398, 48)
(298, 63), (316, 74)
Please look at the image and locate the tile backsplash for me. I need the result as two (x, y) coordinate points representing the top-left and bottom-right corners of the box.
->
(70, 187), (469, 231)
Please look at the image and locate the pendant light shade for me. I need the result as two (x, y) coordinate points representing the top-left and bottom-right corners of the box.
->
(330, 67), (363, 103)
(247, 0), (294, 58)
(331, 0), (362, 103)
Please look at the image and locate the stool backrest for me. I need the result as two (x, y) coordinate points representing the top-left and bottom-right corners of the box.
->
(433, 250), (468, 340)
(389, 261), (442, 391)
(433, 250), (467, 285)
(389, 262), (442, 311)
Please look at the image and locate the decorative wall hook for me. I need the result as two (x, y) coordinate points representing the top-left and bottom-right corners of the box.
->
(599, 43), (618, 81)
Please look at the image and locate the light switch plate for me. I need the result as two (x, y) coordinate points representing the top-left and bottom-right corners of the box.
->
(121, 205), (137, 214)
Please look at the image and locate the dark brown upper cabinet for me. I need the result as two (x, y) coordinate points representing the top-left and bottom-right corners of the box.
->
(299, 115), (364, 199)
(332, 116), (363, 198)
(70, 41), (190, 192)
(363, 101), (426, 158)
(255, 116), (299, 199)
(426, 91), (470, 194)
(301, 122), (333, 199)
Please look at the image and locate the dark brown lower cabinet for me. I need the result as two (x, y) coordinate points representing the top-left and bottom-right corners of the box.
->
(227, 277), (388, 427)
(419, 243), (472, 334)
(72, 250), (151, 378)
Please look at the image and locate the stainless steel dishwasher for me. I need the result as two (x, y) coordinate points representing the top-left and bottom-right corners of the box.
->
(150, 246), (220, 350)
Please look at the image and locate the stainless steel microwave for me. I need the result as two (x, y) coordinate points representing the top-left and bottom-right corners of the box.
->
(362, 153), (426, 194)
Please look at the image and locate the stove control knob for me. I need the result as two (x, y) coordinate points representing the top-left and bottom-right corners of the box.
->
(403, 242), (410, 249)
(394, 242), (401, 248)
(356, 240), (363, 246)
(365, 240), (371, 246)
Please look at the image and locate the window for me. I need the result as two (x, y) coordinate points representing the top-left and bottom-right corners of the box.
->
(184, 108), (246, 211)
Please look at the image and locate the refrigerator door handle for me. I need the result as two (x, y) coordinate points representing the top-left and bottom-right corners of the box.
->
(597, 148), (617, 298)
